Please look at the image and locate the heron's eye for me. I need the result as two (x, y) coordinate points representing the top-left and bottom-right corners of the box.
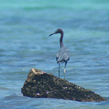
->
(55, 30), (58, 33)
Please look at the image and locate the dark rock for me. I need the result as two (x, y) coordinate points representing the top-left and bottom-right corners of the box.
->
(21, 68), (107, 102)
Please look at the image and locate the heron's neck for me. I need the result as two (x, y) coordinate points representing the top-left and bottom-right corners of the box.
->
(60, 32), (64, 47)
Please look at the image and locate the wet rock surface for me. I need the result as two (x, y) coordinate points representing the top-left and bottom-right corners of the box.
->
(21, 68), (107, 102)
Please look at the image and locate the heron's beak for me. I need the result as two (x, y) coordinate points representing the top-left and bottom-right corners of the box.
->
(49, 32), (56, 36)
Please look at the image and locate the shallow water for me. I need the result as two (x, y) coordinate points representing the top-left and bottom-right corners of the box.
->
(0, 0), (109, 109)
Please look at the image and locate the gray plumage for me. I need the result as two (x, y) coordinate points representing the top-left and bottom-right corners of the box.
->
(56, 46), (70, 64)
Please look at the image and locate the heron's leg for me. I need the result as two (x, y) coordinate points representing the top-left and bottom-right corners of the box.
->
(64, 62), (67, 80)
(58, 63), (60, 78)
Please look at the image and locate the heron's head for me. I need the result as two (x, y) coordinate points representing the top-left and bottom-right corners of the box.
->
(49, 28), (63, 36)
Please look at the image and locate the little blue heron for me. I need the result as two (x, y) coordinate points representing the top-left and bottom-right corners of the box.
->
(49, 28), (70, 79)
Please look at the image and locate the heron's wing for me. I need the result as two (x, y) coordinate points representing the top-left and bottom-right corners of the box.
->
(56, 46), (70, 63)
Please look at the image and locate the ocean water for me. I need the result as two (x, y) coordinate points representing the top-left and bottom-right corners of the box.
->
(0, 0), (109, 108)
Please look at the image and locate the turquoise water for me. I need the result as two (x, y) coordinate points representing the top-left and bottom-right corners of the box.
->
(0, 0), (109, 108)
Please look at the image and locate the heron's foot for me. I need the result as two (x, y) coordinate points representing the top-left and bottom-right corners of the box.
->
(64, 68), (66, 80)
(64, 73), (66, 80)
(58, 73), (60, 78)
